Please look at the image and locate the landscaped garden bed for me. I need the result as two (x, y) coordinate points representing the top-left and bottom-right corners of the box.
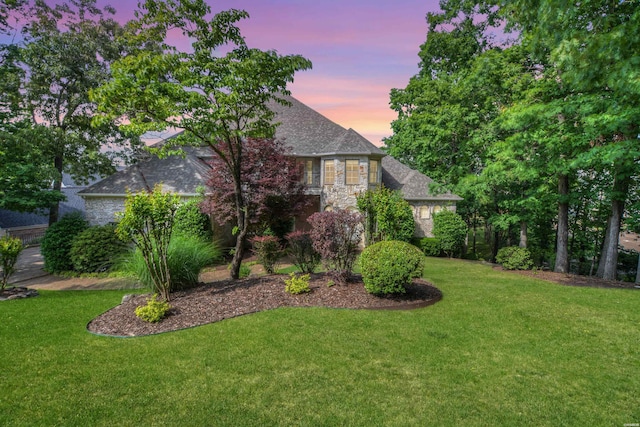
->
(88, 273), (442, 337)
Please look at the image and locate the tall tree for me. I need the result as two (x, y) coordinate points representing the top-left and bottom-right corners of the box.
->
(18, 0), (142, 224)
(92, 0), (311, 279)
(201, 137), (308, 240)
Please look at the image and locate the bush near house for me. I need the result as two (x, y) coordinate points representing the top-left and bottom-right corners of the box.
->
(285, 230), (320, 274)
(173, 198), (212, 241)
(360, 240), (425, 295)
(251, 235), (282, 274)
(496, 246), (534, 270)
(432, 210), (467, 258)
(41, 212), (88, 273)
(308, 210), (363, 283)
(69, 224), (128, 273)
(412, 237), (443, 257)
(356, 187), (415, 244)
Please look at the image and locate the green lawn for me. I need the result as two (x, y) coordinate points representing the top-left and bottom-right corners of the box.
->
(2, 258), (639, 426)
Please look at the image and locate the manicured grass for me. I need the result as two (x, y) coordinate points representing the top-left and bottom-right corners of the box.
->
(1, 258), (639, 426)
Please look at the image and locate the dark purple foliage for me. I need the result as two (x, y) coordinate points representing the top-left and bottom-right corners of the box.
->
(308, 210), (363, 283)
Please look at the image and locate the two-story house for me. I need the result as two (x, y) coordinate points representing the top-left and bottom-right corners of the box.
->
(79, 95), (461, 238)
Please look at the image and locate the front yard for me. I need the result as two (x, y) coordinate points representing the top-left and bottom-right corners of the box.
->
(1, 257), (639, 426)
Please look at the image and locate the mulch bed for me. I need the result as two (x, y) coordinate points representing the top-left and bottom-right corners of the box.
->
(87, 273), (443, 337)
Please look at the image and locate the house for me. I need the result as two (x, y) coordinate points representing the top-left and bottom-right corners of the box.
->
(79, 95), (461, 237)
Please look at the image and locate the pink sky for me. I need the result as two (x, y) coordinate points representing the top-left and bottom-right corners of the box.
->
(112, 0), (442, 145)
(8, 1), (443, 145)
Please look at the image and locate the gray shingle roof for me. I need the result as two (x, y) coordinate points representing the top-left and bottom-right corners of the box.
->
(381, 156), (462, 201)
(270, 96), (385, 157)
(79, 146), (211, 196)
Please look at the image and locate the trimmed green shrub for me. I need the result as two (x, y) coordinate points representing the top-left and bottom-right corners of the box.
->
(360, 240), (425, 296)
(285, 230), (320, 274)
(496, 246), (534, 270)
(413, 237), (442, 257)
(119, 234), (220, 292)
(41, 212), (88, 273)
(432, 210), (468, 258)
(173, 199), (212, 241)
(135, 294), (171, 323)
(251, 235), (282, 274)
(0, 236), (24, 289)
(70, 224), (128, 273)
(284, 272), (311, 294)
(357, 187), (415, 244)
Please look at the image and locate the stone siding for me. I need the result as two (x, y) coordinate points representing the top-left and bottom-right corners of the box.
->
(320, 156), (376, 211)
(84, 197), (126, 226)
(410, 202), (457, 238)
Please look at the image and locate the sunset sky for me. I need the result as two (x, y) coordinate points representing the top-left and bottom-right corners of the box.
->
(7, 1), (444, 145)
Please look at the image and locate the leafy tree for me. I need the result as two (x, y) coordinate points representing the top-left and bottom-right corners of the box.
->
(201, 137), (308, 241)
(116, 186), (180, 301)
(92, 0), (311, 279)
(432, 210), (468, 258)
(15, 0), (143, 224)
(356, 186), (415, 244)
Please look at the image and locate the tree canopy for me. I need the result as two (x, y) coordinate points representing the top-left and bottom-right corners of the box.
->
(92, 0), (312, 279)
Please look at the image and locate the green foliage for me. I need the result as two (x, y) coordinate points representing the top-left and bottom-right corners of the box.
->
(135, 294), (171, 323)
(0, 235), (24, 289)
(412, 237), (442, 257)
(40, 212), (88, 273)
(173, 199), (212, 241)
(357, 186), (415, 244)
(120, 233), (220, 292)
(432, 210), (468, 258)
(284, 272), (311, 295)
(285, 230), (320, 274)
(360, 240), (425, 296)
(116, 186), (181, 301)
(69, 224), (128, 273)
(91, 0), (311, 280)
(495, 246), (534, 271)
(251, 235), (282, 274)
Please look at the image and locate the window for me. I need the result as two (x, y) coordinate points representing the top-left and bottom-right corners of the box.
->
(346, 160), (359, 185)
(419, 206), (431, 219)
(305, 160), (313, 185)
(369, 160), (379, 184)
(433, 205), (442, 215)
(324, 160), (335, 185)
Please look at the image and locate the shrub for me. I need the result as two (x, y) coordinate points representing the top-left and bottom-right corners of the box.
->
(116, 186), (181, 301)
(251, 235), (282, 274)
(357, 187), (415, 244)
(119, 234), (220, 292)
(284, 272), (311, 295)
(413, 237), (442, 257)
(285, 230), (320, 274)
(41, 212), (88, 273)
(173, 199), (212, 241)
(496, 246), (534, 270)
(135, 294), (171, 323)
(360, 240), (425, 296)
(69, 224), (128, 273)
(0, 236), (24, 289)
(308, 209), (363, 283)
(432, 210), (468, 258)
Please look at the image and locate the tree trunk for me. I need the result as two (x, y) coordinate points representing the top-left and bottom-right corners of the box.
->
(491, 229), (500, 263)
(519, 221), (527, 248)
(596, 173), (629, 280)
(554, 174), (569, 273)
(48, 155), (64, 226)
